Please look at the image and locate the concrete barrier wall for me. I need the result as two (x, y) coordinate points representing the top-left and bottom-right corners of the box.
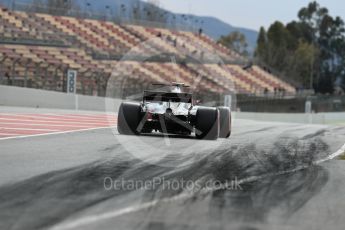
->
(235, 112), (345, 125)
(0, 85), (121, 112)
(1, 85), (344, 125)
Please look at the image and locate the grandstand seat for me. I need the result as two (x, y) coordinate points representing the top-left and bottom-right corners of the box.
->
(0, 7), (295, 96)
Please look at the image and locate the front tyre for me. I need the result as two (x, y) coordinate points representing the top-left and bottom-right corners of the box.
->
(117, 102), (142, 135)
(195, 107), (219, 140)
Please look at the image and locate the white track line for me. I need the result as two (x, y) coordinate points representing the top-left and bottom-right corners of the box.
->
(0, 127), (60, 132)
(0, 133), (19, 136)
(0, 118), (115, 126)
(46, 113), (116, 118)
(0, 113), (116, 121)
(0, 114), (116, 122)
(316, 143), (345, 163)
(0, 122), (111, 129)
(0, 126), (116, 141)
(50, 143), (345, 230)
(0, 113), (115, 118)
(0, 115), (116, 121)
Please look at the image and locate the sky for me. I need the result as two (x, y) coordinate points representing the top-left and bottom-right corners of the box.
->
(157, 0), (345, 31)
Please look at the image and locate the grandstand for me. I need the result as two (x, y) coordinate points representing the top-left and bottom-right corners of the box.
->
(0, 6), (296, 98)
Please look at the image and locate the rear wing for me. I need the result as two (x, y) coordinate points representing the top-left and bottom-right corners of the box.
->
(143, 91), (192, 103)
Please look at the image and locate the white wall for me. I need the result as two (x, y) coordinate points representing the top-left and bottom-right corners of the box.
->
(0, 85), (121, 112)
(1, 85), (344, 125)
(235, 112), (345, 125)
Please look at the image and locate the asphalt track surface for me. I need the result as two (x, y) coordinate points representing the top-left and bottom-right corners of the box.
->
(1, 107), (345, 230)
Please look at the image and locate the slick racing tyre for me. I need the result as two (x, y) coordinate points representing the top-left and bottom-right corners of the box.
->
(195, 107), (219, 140)
(117, 102), (142, 135)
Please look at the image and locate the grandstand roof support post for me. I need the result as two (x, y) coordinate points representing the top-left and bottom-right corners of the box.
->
(0, 57), (7, 84)
(24, 59), (31, 88)
(99, 73), (104, 96)
(35, 62), (42, 89)
(81, 79), (85, 95)
(12, 58), (20, 86)
(78, 69), (87, 95)
(62, 68), (65, 93)
(85, 69), (93, 95)
(55, 65), (66, 92)
(54, 66), (60, 92)
(102, 73), (109, 97)
(62, 67), (69, 93)
(90, 72), (97, 96)
(88, 74), (92, 96)
(97, 73), (108, 97)
(43, 64), (51, 90)
(80, 69), (88, 95)
(96, 72), (102, 97)
(98, 73), (103, 97)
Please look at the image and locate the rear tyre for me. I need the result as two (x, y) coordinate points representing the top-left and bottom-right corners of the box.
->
(218, 107), (231, 138)
(195, 107), (219, 140)
(117, 102), (142, 135)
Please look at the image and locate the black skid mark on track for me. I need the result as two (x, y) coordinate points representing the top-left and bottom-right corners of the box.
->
(209, 165), (328, 225)
(140, 139), (331, 229)
(252, 137), (330, 173)
(0, 137), (332, 230)
(239, 126), (276, 136)
(100, 143), (121, 153)
(301, 129), (327, 140)
(0, 151), (167, 230)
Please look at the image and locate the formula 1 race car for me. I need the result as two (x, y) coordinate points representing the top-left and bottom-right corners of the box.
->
(117, 83), (231, 140)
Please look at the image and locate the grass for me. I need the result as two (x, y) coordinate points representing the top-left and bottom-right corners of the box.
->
(326, 121), (345, 126)
(339, 152), (345, 160)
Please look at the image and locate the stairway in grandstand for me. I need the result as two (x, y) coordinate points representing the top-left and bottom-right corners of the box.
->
(0, 6), (296, 96)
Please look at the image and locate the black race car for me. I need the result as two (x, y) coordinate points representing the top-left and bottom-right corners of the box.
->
(117, 83), (231, 140)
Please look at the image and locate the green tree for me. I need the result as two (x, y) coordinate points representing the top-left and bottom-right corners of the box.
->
(255, 1), (345, 93)
(297, 1), (345, 93)
(288, 41), (319, 86)
(255, 27), (267, 59)
(218, 31), (249, 57)
(266, 21), (293, 71)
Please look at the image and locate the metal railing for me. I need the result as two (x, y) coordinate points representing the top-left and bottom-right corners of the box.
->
(236, 94), (345, 113)
(0, 27), (78, 47)
(9, 1), (198, 33)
